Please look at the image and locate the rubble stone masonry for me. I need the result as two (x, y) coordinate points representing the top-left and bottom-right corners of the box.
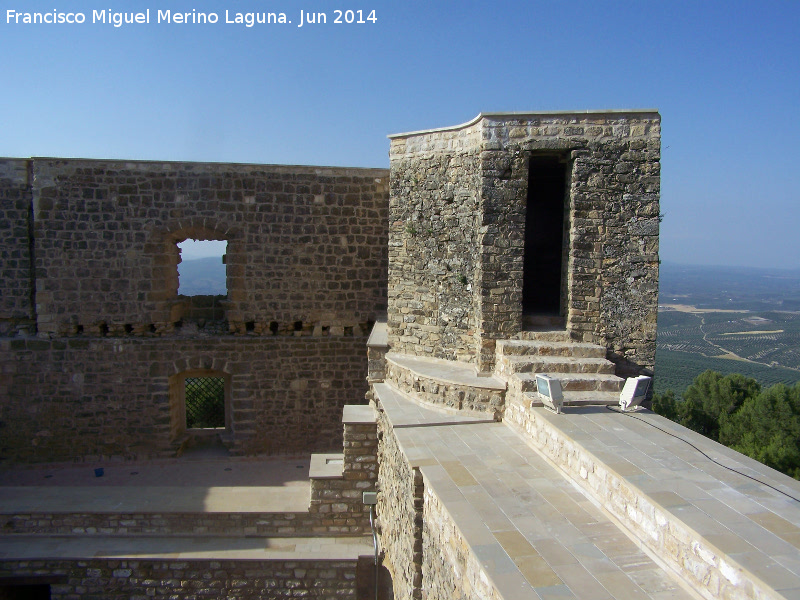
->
(0, 559), (359, 599)
(0, 158), (389, 463)
(387, 111), (660, 376)
(0, 336), (369, 462)
(27, 159), (388, 336)
(0, 160), (34, 336)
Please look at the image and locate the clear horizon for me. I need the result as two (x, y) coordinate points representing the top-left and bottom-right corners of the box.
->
(1, 1), (798, 270)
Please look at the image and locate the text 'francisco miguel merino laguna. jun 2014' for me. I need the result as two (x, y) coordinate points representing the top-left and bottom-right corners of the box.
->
(5, 8), (378, 28)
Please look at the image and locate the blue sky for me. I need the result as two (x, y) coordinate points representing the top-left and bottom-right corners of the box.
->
(1, 1), (798, 268)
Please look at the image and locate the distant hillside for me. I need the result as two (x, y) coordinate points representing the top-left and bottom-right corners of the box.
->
(659, 262), (800, 311)
(178, 256), (226, 296)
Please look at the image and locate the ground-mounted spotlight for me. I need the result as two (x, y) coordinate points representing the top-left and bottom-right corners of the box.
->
(619, 376), (652, 411)
(535, 374), (563, 414)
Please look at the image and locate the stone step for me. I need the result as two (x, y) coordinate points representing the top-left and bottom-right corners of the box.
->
(527, 390), (621, 407)
(513, 329), (574, 342)
(384, 353), (505, 417)
(496, 339), (606, 359)
(0, 533), (374, 561)
(512, 372), (624, 394)
(497, 355), (616, 377)
(521, 314), (565, 329)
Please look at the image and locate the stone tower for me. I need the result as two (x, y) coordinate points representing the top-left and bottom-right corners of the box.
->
(386, 111), (661, 377)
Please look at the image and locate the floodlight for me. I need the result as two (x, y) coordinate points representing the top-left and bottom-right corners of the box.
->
(535, 375), (563, 414)
(619, 376), (652, 411)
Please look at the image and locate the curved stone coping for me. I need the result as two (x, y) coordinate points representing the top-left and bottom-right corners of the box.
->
(386, 353), (505, 390)
(388, 110), (660, 139)
(0, 534), (374, 560)
(374, 383), (496, 433)
(0, 485), (311, 514)
(505, 400), (800, 600)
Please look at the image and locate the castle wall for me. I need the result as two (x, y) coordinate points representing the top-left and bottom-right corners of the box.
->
(0, 559), (360, 599)
(387, 122), (483, 362)
(0, 336), (369, 463)
(0, 159), (34, 336)
(387, 112), (661, 375)
(31, 159), (388, 336)
(0, 158), (389, 463)
(375, 405), (423, 600)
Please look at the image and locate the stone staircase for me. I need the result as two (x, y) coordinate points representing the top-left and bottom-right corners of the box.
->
(496, 331), (624, 407)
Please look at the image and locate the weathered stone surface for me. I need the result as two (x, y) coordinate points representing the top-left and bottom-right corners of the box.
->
(387, 112), (660, 376)
(309, 415), (378, 534)
(422, 485), (502, 600)
(0, 336), (370, 462)
(0, 559), (359, 599)
(0, 159), (389, 463)
(19, 159), (389, 337)
(0, 159), (34, 336)
(376, 406), (423, 600)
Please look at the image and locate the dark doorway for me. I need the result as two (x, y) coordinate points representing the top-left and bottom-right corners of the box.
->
(522, 155), (568, 323)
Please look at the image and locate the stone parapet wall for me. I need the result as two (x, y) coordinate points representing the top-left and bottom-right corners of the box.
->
(421, 482), (501, 600)
(503, 396), (789, 600)
(12, 158), (388, 337)
(0, 335), (369, 463)
(388, 118), (483, 158)
(0, 558), (359, 599)
(309, 408), (378, 535)
(0, 159), (34, 336)
(375, 405), (423, 600)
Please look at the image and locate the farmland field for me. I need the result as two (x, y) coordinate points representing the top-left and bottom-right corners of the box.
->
(654, 348), (800, 396)
(655, 263), (800, 396)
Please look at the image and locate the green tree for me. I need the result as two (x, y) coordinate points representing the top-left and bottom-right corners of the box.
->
(679, 370), (761, 441)
(719, 383), (800, 479)
(652, 389), (679, 421)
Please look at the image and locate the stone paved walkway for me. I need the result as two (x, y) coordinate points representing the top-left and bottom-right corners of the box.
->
(526, 403), (800, 596)
(0, 455), (312, 513)
(376, 382), (694, 600)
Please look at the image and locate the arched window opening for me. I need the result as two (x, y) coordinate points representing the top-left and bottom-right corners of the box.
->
(169, 369), (232, 453)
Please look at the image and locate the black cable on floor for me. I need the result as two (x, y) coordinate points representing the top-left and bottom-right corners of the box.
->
(605, 405), (800, 504)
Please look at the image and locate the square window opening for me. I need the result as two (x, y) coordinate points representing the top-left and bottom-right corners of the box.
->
(177, 239), (227, 296)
